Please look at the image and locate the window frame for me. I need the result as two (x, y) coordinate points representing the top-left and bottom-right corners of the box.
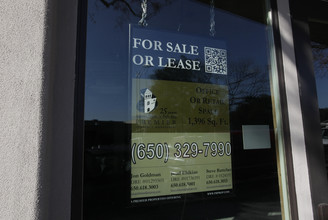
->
(289, 0), (328, 219)
(69, 0), (320, 219)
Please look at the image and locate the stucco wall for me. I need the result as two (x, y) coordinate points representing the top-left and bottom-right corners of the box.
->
(0, 0), (77, 219)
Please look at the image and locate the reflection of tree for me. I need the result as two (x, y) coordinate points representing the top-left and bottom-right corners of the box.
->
(227, 60), (269, 109)
(311, 41), (328, 122)
(146, 64), (229, 132)
(230, 95), (273, 130)
(100, 0), (140, 17)
(90, 0), (173, 26)
(312, 41), (328, 78)
(145, 57), (271, 130)
(149, 57), (270, 111)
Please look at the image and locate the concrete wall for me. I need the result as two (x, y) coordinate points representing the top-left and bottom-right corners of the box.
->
(0, 0), (78, 219)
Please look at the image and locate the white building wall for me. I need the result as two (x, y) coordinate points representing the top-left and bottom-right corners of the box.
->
(0, 0), (77, 219)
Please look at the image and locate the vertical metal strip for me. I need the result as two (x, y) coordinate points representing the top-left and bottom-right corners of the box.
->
(276, 0), (314, 219)
(71, 0), (88, 218)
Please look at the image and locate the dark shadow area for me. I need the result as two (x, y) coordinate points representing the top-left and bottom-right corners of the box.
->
(82, 0), (283, 219)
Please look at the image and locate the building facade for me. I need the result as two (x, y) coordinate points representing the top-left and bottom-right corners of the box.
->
(1, 0), (328, 219)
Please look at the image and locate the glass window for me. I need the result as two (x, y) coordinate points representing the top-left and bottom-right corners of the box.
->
(83, 0), (287, 219)
(310, 20), (328, 173)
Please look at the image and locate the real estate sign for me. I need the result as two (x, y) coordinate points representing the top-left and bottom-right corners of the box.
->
(129, 25), (232, 203)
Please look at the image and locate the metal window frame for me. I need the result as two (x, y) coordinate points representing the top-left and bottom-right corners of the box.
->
(71, 0), (328, 219)
(288, 0), (328, 219)
(71, 0), (88, 219)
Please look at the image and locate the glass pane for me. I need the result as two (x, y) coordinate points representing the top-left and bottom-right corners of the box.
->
(83, 0), (285, 219)
(310, 21), (328, 173)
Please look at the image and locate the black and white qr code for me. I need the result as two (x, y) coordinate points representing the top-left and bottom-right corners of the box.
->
(204, 47), (227, 75)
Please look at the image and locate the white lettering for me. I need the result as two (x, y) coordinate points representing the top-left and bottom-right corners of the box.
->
(173, 44), (182, 53)
(133, 38), (142, 48)
(166, 42), (173, 52)
(167, 58), (176, 68)
(158, 57), (201, 71)
(190, 45), (199, 55)
(158, 57), (166, 67)
(134, 38), (198, 55)
(193, 60), (201, 70)
(176, 59), (185, 69)
(142, 39), (153, 50)
(154, 40), (163, 51)
(132, 54), (143, 65)
(144, 55), (154, 66)
(185, 59), (192, 70)
(165, 42), (199, 55)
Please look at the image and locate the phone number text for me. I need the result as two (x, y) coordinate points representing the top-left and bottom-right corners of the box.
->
(131, 142), (231, 164)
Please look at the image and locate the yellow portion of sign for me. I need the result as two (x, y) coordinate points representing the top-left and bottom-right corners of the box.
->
(132, 79), (229, 133)
(131, 79), (232, 199)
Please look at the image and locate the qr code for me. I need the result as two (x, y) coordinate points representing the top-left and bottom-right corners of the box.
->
(204, 47), (227, 75)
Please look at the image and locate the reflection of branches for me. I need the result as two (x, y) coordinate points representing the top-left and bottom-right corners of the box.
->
(90, 0), (173, 27)
(312, 41), (328, 78)
(149, 57), (269, 112)
(227, 60), (269, 109)
(230, 95), (273, 129)
(101, 0), (139, 17)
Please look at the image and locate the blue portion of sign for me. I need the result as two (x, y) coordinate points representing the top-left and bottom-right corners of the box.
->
(129, 25), (227, 81)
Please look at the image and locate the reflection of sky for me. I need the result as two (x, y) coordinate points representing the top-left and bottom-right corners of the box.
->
(316, 76), (328, 108)
(85, 0), (271, 121)
(314, 48), (328, 109)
